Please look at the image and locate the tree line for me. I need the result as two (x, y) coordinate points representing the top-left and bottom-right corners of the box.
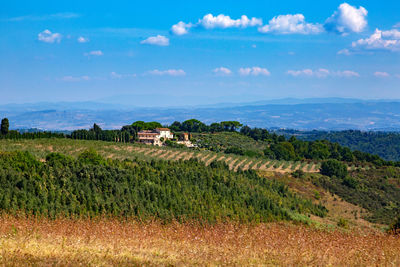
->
(1, 117), (397, 167)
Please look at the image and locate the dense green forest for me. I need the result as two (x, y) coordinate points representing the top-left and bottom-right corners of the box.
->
(0, 150), (326, 223)
(275, 130), (400, 162)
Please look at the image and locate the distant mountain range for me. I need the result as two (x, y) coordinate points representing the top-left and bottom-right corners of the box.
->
(1, 98), (400, 131)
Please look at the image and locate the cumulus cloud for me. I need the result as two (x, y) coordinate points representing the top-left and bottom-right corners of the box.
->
(258, 14), (323, 35)
(77, 36), (89, 43)
(213, 67), (232, 76)
(170, 14), (262, 35)
(374, 71), (390, 78)
(324, 3), (368, 34)
(147, 69), (186, 76)
(352, 29), (400, 52)
(171, 21), (193, 35)
(84, 50), (103, 56)
(62, 75), (90, 82)
(199, 14), (262, 29)
(140, 35), (169, 46)
(239, 67), (270, 76)
(38, 29), (62, 43)
(287, 68), (359, 78)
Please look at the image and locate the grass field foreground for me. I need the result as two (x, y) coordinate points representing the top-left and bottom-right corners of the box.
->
(0, 216), (399, 266)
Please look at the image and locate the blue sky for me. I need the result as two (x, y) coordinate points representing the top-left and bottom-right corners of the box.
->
(1, 0), (400, 106)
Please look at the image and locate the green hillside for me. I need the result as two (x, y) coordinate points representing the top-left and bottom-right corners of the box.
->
(0, 150), (326, 223)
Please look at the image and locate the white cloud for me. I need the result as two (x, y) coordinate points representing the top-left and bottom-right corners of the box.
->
(171, 21), (193, 35)
(110, 72), (136, 79)
(84, 50), (103, 56)
(258, 14), (323, 35)
(38, 29), (62, 43)
(324, 3), (368, 34)
(77, 36), (89, 43)
(395, 23), (400, 28)
(287, 69), (317, 77)
(374, 71), (390, 78)
(336, 70), (360, 77)
(337, 48), (351, 55)
(239, 67), (270, 76)
(8, 12), (79, 22)
(199, 14), (262, 29)
(62, 75), (90, 82)
(352, 29), (400, 52)
(213, 67), (232, 76)
(147, 69), (186, 76)
(140, 35), (169, 46)
(170, 14), (262, 35)
(287, 68), (359, 78)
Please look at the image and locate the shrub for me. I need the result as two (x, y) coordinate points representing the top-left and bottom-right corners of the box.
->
(320, 159), (348, 178)
(337, 218), (349, 229)
(292, 169), (305, 179)
(77, 149), (105, 165)
(389, 216), (400, 235)
(342, 176), (359, 189)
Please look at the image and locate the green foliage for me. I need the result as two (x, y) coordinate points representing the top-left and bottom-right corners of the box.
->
(1, 118), (9, 135)
(292, 169), (305, 179)
(77, 149), (106, 165)
(193, 132), (267, 156)
(0, 150), (327, 223)
(389, 216), (400, 234)
(337, 218), (349, 229)
(314, 168), (400, 224)
(269, 142), (296, 161)
(283, 129), (400, 162)
(342, 176), (359, 189)
(320, 160), (348, 178)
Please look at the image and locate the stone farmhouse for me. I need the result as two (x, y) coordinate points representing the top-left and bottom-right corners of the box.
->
(137, 128), (174, 146)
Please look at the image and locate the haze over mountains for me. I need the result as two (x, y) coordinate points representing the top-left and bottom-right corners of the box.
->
(1, 98), (400, 131)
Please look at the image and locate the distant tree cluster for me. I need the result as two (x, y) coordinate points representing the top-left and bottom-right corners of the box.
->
(70, 121), (163, 142)
(169, 119), (242, 133)
(0, 117), (65, 140)
(285, 129), (400, 162)
(239, 126), (393, 166)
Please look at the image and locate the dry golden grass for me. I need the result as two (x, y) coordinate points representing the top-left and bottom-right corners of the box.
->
(0, 216), (399, 266)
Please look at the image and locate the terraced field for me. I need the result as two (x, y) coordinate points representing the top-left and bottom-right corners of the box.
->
(0, 139), (367, 173)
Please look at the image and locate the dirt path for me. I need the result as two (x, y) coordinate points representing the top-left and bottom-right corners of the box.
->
(205, 155), (218, 166)
(251, 161), (263, 170)
(142, 149), (155, 156)
(242, 160), (253, 171)
(200, 153), (212, 162)
(258, 161), (270, 171)
(228, 158), (239, 170)
(157, 150), (172, 160)
(166, 151), (180, 160)
(234, 159), (247, 172)
(151, 149), (165, 158)
(183, 152), (194, 160)
(216, 156), (225, 161)
(174, 152), (187, 161)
